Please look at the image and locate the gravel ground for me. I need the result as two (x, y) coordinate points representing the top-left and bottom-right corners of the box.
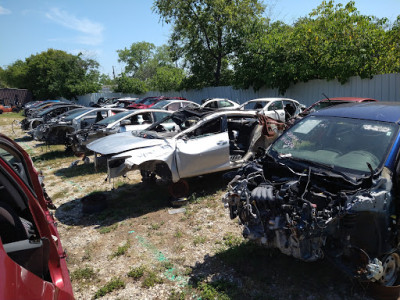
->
(1, 113), (377, 300)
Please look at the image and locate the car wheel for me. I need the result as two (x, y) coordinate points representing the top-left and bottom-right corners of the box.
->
(379, 252), (400, 286)
(0, 110), (3, 114)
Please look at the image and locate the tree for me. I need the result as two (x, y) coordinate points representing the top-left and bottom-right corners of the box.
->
(234, 1), (392, 94)
(117, 42), (156, 76)
(149, 66), (185, 92)
(3, 49), (101, 99)
(114, 74), (149, 94)
(153, 0), (266, 87)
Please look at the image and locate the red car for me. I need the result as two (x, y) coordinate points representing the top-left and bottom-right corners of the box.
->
(0, 134), (74, 300)
(302, 97), (377, 115)
(127, 96), (187, 109)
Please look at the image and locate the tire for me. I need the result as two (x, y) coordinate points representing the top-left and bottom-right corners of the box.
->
(0, 110), (3, 114)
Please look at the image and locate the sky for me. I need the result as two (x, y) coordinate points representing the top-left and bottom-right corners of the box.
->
(1, 0), (399, 77)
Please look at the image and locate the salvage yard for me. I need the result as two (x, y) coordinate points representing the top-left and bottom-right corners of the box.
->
(0, 112), (372, 299)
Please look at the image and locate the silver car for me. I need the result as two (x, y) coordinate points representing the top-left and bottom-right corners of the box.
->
(87, 109), (272, 186)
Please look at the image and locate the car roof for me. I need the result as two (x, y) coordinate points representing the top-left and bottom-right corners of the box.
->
(320, 97), (377, 102)
(313, 102), (400, 123)
(246, 97), (297, 102)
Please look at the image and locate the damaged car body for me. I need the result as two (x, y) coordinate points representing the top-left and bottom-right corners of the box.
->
(67, 109), (174, 156)
(0, 134), (74, 299)
(87, 108), (278, 186)
(223, 102), (400, 286)
(34, 107), (126, 145)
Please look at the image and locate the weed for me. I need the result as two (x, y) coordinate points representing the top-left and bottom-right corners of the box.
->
(93, 277), (125, 299)
(161, 261), (174, 270)
(52, 189), (68, 200)
(127, 266), (145, 280)
(222, 232), (242, 247)
(98, 224), (118, 234)
(71, 266), (96, 281)
(193, 236), (207, 246)
(150, 222), (162, 230)
(110, 240), (130, 259)
(168, 289), (186, 300)
(174, 230), (183, 238)
(142, 271), (164, 288)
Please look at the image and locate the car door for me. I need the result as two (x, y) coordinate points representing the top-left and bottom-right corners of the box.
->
(175, 116), (230, 178)
(265, 100), (285, 121)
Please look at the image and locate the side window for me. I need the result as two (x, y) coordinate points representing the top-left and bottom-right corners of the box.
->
(189, 118), (222, 139)
(219, 100), (234, 108)
(205, 101), (218, 109)
(268, 101), (283, 111)
(153, 112), (172, 122)
(167, 103), (180, 111)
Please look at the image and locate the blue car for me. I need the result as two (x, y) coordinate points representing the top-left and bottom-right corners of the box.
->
(223, 102), (400, 286)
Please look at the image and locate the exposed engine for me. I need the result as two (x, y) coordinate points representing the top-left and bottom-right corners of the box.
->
(222, 159), (400, 285)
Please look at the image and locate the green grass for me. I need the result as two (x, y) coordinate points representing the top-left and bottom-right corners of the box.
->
(110, 240), (130, 259)
(127, 266), (146, 280)
(71, 266), (96, 281)
(142, 271), (164, 288)
(93, 277), (125, 299)
(193, 236), (207, 246)
(98, 224), (118, 234)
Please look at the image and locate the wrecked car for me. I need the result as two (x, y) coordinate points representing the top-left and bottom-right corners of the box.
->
(87, 108), (278, 192)
(34, 107), (126, 144)
(239, 97), (304, 122)
(150, 99), (200, 111)
(200, 98), (240, 110)
(67, 109), (174, 156)
(21, 103), (83, 131)
(223, 102), (400, 286)
(0, 133), (74, 299)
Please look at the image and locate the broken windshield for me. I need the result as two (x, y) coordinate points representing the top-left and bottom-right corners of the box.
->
(270, 116), (398, 173)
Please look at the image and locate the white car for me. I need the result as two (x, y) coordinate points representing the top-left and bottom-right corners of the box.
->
(240, 97), (303, 121)
(200, 98), (240, 110)
(87, 108), (272, 189)
(67, 109), (174, 156)
(151, 99), (200, 111)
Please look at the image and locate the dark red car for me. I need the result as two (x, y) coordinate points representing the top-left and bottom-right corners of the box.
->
(0, 134), (74, 300)
(127, 96), (187, 109)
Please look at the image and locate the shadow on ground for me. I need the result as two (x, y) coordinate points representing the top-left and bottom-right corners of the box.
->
(187, 242), (372, 300)
(55, 171), (230, 228)
(13, 135), (33, 142)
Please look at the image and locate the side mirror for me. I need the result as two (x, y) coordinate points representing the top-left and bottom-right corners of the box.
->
(120, 119), (131, 126)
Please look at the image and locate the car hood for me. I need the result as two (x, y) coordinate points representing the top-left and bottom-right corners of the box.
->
(86, 131), (165, 155)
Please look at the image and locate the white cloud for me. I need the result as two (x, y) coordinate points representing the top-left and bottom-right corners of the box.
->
(45, 8), (104, 45)
(0, 5), (11, 15)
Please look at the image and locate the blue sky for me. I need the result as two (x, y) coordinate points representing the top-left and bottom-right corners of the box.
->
(1, 1), (399, 77)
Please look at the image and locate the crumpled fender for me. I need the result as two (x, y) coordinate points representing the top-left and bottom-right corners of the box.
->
(110, 140), (178, 181)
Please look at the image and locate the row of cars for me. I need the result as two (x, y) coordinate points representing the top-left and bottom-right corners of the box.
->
(12, 95), (400, 298)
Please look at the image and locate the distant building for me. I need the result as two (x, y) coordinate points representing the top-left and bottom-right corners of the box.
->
(0, 88), (33, 106)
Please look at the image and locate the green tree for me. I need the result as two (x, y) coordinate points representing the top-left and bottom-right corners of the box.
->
(3, 49), (101, 99)
(234, 0), (391, 94)
(153, 0), (266, 87)
(117, 42), (156, 76)
(149, 66), (185, 92)
(99, 73), (115, 86)
(114, 74), (148, 94)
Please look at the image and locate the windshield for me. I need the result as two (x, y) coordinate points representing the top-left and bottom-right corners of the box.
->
(142, 98), (159, 105)
(59, 108), (87, 118)
(64, 108), (92, 121)
(97, 111), (132, 125)
(151, 100), (170, 109)
(270, 116), (398, 173)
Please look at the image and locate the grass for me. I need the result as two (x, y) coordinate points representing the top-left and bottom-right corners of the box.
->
(142, 271), (164, 288)
(71, 266), (96, 282)
(110, 240), (130, 259)
(93, 277), (125, 299)
(127, 266), (146, 280)
(98, 224), (118, 234)
(193, 235), (207, 246)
